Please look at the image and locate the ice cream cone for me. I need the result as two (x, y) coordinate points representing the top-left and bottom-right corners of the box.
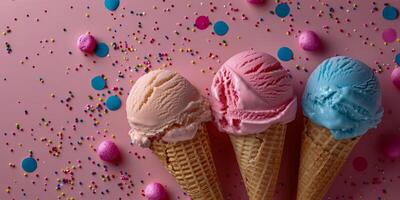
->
(296, 119), (360, 200)
(150, 123), (224, 200)
(298, 56), (383, 200)
(126, 70), (224, 200)
(229, 123), (286, 200)
(210, 51), (297, 200)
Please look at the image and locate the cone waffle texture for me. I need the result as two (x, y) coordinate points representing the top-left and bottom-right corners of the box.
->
(297, 118), (360, 200)
(229, 123), (287, 200)
(150, 123), (223, 200)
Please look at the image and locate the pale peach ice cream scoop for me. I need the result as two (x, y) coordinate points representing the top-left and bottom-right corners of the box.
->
(211, 50), (297, 135)
(126, 69), (211, 147)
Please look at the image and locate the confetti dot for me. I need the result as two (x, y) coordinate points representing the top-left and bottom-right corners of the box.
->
(247, 0), (265, 5)
(213, 21), (229, 36)
(91, 76), (106, 90)
(106, 95), (121, 111)
(383, 135), (400, 159)
(21, 157), (37, 173)
(396, 53), (400, 65)
(352, 156), (368, 172)
(195, 16), (210, 30)
(382, 5), (399, 21)
(104, 0), (120, 11)
(277, 47), (293, 61)
(382, 28), (397, 43)
(95, 43), (109, 57)
(275, 3), (290, 18)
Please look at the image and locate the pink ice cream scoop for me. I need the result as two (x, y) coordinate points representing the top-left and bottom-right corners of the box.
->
(211, 50), (297, 134)
(77, 34), (97, 53)
(126, 70), (211, 147)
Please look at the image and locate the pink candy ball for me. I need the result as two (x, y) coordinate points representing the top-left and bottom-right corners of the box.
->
(144, 182), (168, 200)
(246, 0), (265, 5)
(97, 140), (121, 163)
(391, 67), (400, 89)
(77, 34), (97, 53)
(299, 31), (321, 51)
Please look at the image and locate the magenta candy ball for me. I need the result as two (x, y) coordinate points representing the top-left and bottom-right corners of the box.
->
(144, 182), (168, 200)
(246, 0), (265, 5)
(97, 140), (121, 163)
(77, 34), (97, 53)
(391, 68), (400, 89)
(299, 31), (321, 51)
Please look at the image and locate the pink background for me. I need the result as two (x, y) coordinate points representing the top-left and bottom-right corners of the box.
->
(0, 0), (399, 199)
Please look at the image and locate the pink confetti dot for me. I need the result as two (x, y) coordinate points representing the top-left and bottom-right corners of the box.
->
(383, 135), (400, 159)
(246, 0), (265, 5)
(195, 16), (210, 30)
(382, 28), (397, 43)
(391, 67), (400, 89)
(352, 156), (368, 172)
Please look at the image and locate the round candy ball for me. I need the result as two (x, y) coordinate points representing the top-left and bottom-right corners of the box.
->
(144, 182), (168, 200)
(391, 67), (400, 89)
(246, 0), (265, 5)
(77, 34), (97, 53)
(97, 140), (121, 163)
(298, 31), (321, 51)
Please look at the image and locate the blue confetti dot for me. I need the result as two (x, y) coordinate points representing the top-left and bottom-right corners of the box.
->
(275, 3), (290, 18)
(22, 157), (37, 173)
(396, 53), (400, 65)
(104, 0), (120, 11)
(277, 47), (293, 62)
(383, 6), (399, 21)
(91, 76), (106, 90)
(106, 95), (121, 111)
(213, 21), (229, 36)
(95, 43), (109, 57)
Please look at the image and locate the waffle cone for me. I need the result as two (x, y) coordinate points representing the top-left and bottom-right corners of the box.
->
(229, 124), (287, 200)
(150, 123), (223, 200)
(297, 118), (360, 200)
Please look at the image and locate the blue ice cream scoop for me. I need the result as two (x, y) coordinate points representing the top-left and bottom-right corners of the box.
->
(302, 56), (383, 140)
